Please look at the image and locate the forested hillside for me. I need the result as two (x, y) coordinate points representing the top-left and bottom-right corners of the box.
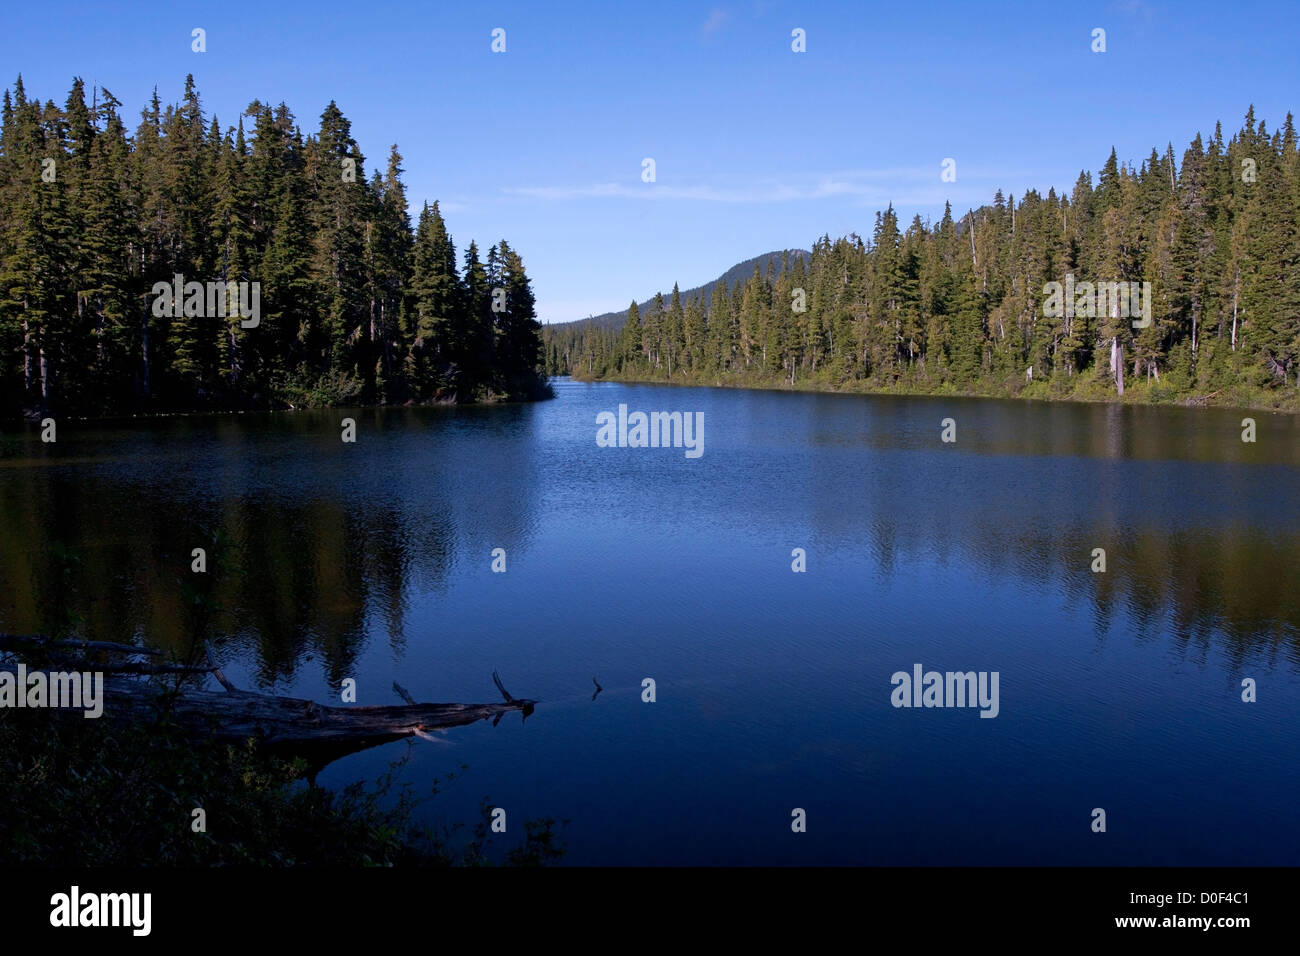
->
(0, 74), (549, 419)
(546, 109), (1300, 409)
(555, 249), (809, 332)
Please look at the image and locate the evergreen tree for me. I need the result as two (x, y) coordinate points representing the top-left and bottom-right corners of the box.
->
(545, 108), (1300, 409)
(0, 76), (549, 416)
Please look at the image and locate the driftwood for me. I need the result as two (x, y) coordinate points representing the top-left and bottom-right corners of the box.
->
(104, 674), (536, 772)
(1180, 390), (1221, 407)
(1, 633), (214, 679)
(1, 635), (537, 774)
(0, 633), (163, 658)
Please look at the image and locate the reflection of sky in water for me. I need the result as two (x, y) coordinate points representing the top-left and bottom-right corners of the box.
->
(1, 381), (1297, 863)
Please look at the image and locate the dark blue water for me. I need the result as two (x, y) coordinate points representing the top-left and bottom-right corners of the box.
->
(2, 379), (1298, 863)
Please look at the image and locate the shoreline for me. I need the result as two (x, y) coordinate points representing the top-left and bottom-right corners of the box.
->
(0, 389), (556, 428)
(558, 373), (1300, 416)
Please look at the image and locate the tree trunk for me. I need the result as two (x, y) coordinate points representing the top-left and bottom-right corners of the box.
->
(1112, 337), (1125, 396)
(1191, 292), (1199, 355)
(140, 300), (152, 398)
(39, 344), (51, 411)
(22, 316), (32, 394)
(1231, 286), (1238, 351)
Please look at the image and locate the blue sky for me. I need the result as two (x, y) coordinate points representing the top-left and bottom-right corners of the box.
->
(2, 0), (1297, 322)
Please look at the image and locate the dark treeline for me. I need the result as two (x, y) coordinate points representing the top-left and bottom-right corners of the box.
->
(546, 109), (1300, 409)
(0, 74), (548, 418)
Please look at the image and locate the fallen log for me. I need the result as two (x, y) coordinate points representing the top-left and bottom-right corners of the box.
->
(101, 675), (537, 771)
(1179, 389), (1221, 407)
(1, 650), (537, 775)
(0, 633), (163, 657)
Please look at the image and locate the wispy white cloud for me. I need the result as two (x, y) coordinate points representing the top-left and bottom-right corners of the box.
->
(500, 167), (1019, 208)
(1109, 0), (1152, 16)
(701, 8), (729, 35)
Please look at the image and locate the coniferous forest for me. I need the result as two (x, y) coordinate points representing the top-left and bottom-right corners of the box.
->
(545, 109), (1300, 410)
(0, 74), (549, 419)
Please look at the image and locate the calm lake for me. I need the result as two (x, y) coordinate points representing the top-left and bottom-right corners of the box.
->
(2, 378), (1298, 864)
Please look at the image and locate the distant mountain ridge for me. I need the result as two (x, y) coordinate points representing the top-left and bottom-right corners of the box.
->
(552, 249), (810, 330)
